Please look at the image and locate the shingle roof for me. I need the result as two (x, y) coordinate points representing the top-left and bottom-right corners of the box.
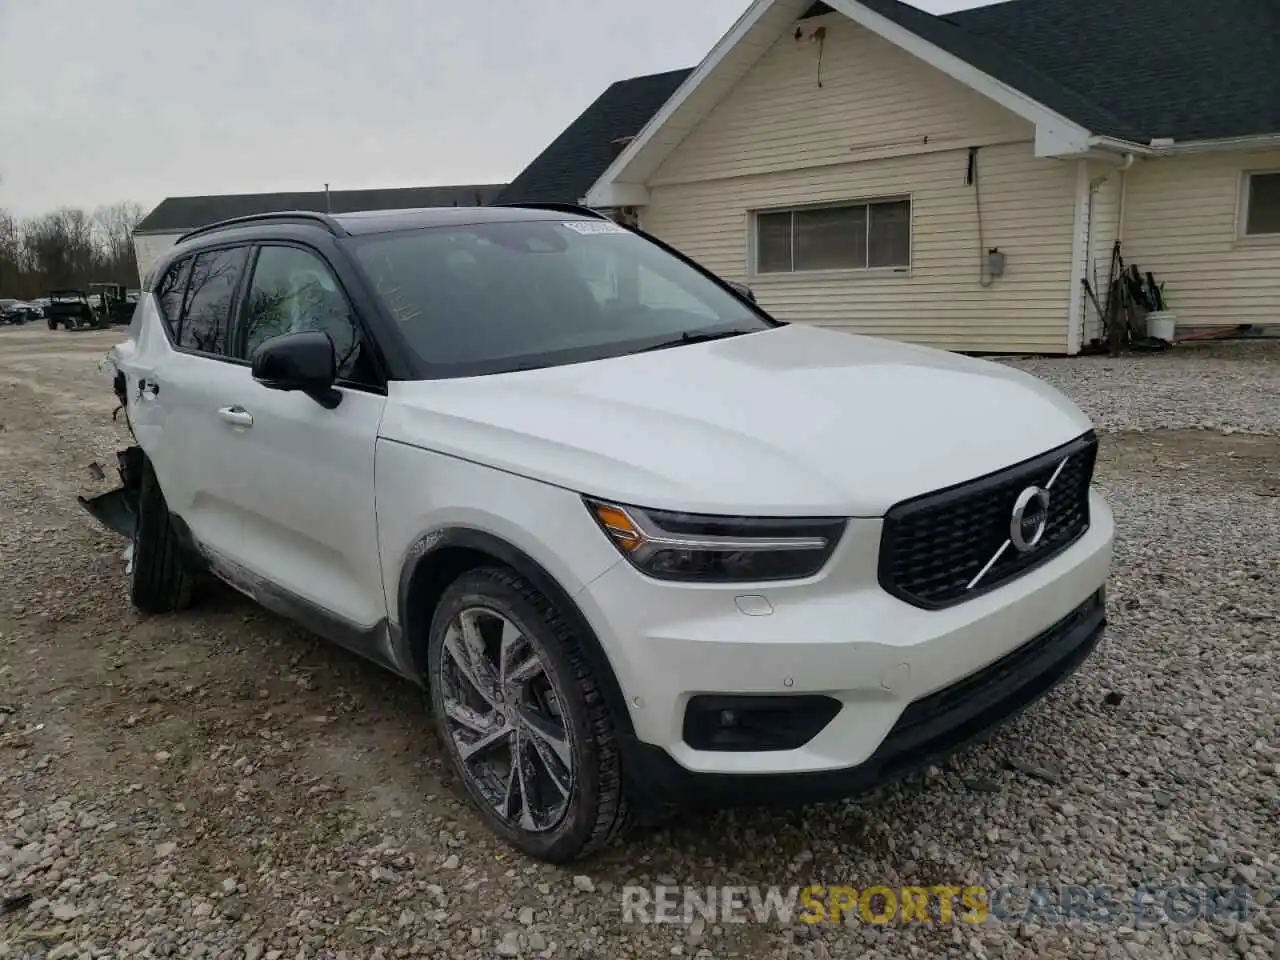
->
(858, 0), (1145, 141)
(494, 68), (695, 206)
(135, 184), (508, 235)
(944, 0), (1279, 143)
(762, 0), (1276, 147)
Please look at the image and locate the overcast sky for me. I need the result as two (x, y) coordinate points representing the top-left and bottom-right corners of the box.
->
(0, 0), (988, 218)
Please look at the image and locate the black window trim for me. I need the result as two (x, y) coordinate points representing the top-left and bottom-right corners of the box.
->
(235, 239), (390, 395)
(151, 216), (782, 386)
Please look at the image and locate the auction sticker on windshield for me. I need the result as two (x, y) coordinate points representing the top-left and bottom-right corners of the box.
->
(561, 220), (629, 235)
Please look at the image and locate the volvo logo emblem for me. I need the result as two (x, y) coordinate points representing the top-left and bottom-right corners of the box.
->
(1010, 486), (1051, 553)
(967, 456), (1071, 591)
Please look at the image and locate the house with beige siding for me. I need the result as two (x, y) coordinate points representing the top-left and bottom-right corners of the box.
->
(580, 0), (1280, 355)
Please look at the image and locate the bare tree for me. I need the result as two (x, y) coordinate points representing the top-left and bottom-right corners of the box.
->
(93, 201), (145, 284)
(22, 208), (97, 290)
(0, 208), (23, 295)
(0, 201), (146, 299)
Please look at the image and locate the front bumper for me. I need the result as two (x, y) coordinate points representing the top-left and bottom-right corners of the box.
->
(575, 490), (1113, 793)
(621, 588), (1104, 808)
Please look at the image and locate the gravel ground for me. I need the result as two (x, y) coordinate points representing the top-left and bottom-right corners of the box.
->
(0, 326), (1277, 960)
(1002, 340), (1280, 436)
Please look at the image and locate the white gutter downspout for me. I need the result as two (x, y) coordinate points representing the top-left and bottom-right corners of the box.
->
(1116, 152), (1135, 242)
(1074, 153), (1135, 353)
(1067, 160), (1092, 355)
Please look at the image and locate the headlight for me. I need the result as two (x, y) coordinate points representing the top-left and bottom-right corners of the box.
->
(585, 499), (845, 583)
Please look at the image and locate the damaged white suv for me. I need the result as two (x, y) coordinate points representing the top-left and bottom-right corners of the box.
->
(87, 205), (1113, 862)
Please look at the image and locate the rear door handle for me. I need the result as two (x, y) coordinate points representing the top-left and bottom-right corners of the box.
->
(217, 406), (253, 428)
(137, 377), (158, 399)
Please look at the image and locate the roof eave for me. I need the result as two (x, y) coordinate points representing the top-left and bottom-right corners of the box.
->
(825, 0), (1095, 156)
(587, 0), (1104, 206)
(1144, 132), (1280, 155)
(587, 0), (801, 208)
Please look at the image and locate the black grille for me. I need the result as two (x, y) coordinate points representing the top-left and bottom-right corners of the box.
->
(878, 432), (1098, 609)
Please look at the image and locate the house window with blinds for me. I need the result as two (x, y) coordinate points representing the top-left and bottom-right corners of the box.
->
(1243, 172), (1280, 235)
(755, 198), (911, 274)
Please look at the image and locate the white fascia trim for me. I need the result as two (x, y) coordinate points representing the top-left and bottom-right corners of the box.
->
(1147, 133), (1280, 155)
(1087, 133), (1280, 158)
(587, 0), (1106, 209)
(585, 182), (652, 209)
(584, 0), (782, 207)
(1066, 159), (1090, 356)
(823, 0), (1096, 157)
(1087, 136), (1153, 156)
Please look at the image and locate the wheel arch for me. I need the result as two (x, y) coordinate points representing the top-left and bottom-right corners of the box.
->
(397, 527), (635, 738)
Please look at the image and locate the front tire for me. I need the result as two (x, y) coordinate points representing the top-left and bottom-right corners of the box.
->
(427, 567), (627, 862)
(129, 459), (194, 613)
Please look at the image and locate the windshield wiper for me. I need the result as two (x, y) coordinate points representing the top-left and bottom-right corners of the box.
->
(637, 329), (757, 353)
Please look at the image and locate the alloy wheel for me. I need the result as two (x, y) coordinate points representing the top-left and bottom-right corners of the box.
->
(437, 606), (574, 832)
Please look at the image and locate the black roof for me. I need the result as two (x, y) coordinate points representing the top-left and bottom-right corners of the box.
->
(332, 205), (602, 236)
(857, 0), (1143, 140)
(135, 184), (508, 235)
(170, 205), (607, 250)
(830, 0), (1276, 144)
(943, 0), (1279, 143)
(494, 67), (695, 206)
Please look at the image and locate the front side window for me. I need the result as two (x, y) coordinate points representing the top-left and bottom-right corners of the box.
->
(349, 219), (770, 378)
(179, 246), (248, 355)
(239, 245), (365, 380)
(756, 199), (911, 273)
(1244, 172), (1280, 236)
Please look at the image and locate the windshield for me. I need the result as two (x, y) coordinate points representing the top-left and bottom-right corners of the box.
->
(348, 218), (772, 377)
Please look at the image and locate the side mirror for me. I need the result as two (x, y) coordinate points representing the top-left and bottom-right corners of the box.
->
(727, 280), (757, 303)
(250, 330), (341, 409)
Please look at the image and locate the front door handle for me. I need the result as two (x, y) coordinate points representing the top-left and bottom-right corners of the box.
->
(217, 406), (254, 428)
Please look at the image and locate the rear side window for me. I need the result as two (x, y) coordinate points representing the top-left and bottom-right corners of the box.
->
(179, 247), (248, 355)
(155, 257), (190, 338)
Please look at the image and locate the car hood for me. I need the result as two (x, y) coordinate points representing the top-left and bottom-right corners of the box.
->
(382, 325), (1093, 516)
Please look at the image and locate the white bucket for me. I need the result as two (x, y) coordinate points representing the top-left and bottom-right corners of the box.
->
(1146, 311), (1176, 342)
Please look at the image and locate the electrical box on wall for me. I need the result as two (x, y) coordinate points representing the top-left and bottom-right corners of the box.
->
(986, 248), (1006, 279)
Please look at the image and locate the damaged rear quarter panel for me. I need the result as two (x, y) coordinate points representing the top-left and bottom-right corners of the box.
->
(109, 294), (178, 479)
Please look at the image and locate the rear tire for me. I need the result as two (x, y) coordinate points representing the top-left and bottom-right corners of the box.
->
(427, 566), (628, 863)
(130, 459), (194, 613)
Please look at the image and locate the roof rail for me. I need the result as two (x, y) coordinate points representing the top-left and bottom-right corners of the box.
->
(493, 202), (611, 221)
(176, 210), (348, 244)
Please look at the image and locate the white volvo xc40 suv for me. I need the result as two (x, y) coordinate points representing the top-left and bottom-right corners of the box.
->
(86, 205), (1114, 863)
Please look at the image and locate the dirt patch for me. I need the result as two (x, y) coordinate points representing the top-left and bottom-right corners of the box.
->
(1098, 429), (1280, 495)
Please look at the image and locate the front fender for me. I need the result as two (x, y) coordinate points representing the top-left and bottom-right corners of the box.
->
(393, 524), (635, 740)
(374, 439), (622, 631)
